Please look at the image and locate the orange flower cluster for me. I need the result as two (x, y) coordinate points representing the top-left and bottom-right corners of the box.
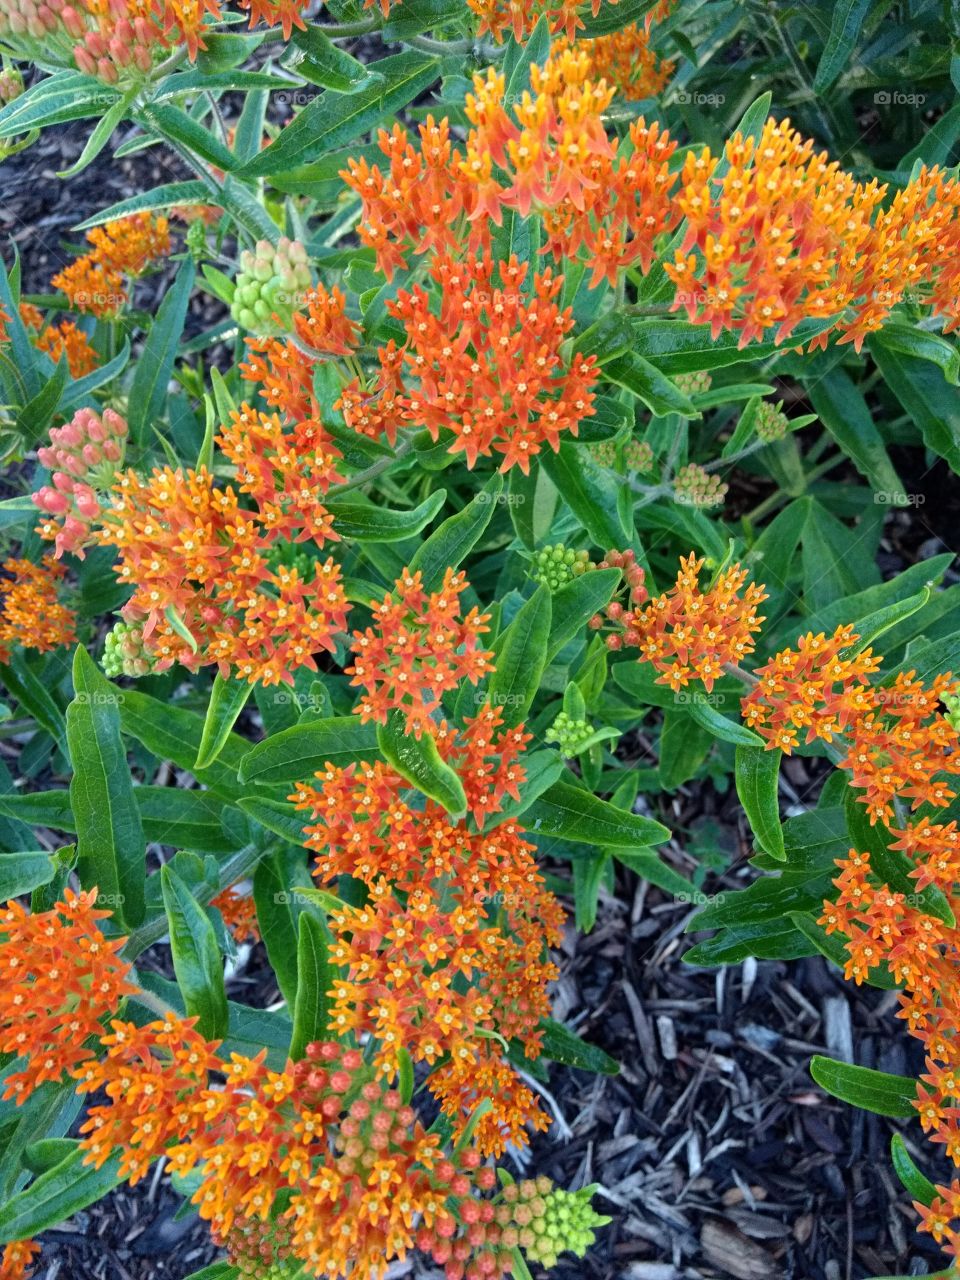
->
(666, 117), (960, 350)
(51, 213), (170, 317)
(78, 1021), (553, 1280)
(211, 884), (261, 943)
(553, 21), (675, 100)
(821, 832), (960, 1256)
(0, 889), (133, 1104)
(346, 568), (493, 736)
(742, 626), (959, 823)
(344, 252), (599, 472)
(97, 404), (349, 685)
(293, 706), (562, 1154)
(604, 554), (767, 691)
(0, 555), (77, 664)
(0, 1241), (40, 1280)
(19, 304), (98, 378)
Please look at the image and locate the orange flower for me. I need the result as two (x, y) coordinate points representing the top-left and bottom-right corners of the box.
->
(606, 553), (767, 691)
(468, 0), (622, 42)
(211, 885), (260, 943)
(345, 567), (493, 736)
(0, 1240), (40, 1280)
(291, 283), (360, 358)
(0, 889), (134, 1104)
(97, 402), (349, 685)
(553, 21), (675, 100)
(743, 628), (958, 822)
(0, 555), (77, 664)
(52, 214), (170, 317)
(236, 0), (308, 38)
(76, 1015), (221, 1183)
(34, 320), (99, 377)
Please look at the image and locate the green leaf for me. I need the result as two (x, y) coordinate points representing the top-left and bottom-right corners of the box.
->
(239, 796), (308, 846)
(128, 258), (195, 446)
(58, 88), (137, 178)
(0, 496), (38, 533)
(538, 1018), (618, 1075)
(377, 712), (467, 816)
(806, 369), (904, 499)
(572, 848), (609, 932)
(869, 338), (960, 476)
(735, 745), (784, 861)
(658, 709), (713, 789)
(252, 846), (315, 1007)
(67, 648), (146, 927)
(629, 317), (834, 374)
(685, 695), (764, 747)
(139, 102), (236, 172)
(0, 653), (65, 744)
(889, 1133), (936, 1206)
(604, 352), (697, 418)
(872, 323), (959, 386)
(195, 675), (252, 771)
(0, 850), (55, 901)
(15, 358), (69, 446)
(239, 52), (440, 178)
(814, 0), (874, 91)
(487, 587), (551, 726)
(289, 913), (334, 1060)
(324, 489), (445, 541)
(545, 569), (620, 661)
(407, 476), (502, 590)
(525, 781), (670, 848)
(615, 848), (693, 897)
(161, 865), (229, 1040)
(0, 70), (120, 135)
(239, 717), (380, 786)
(541, 444), (630, 548)
(288, 25), (380, 92)
(809, 1055), (916, 1118)
(72, 182), (211, 229)
(0, 1146), (122, 1244)
(118, 689), (250, 800)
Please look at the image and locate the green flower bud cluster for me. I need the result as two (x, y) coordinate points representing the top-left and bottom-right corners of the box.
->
(625, 438), (654, 472)
(503, 1178), (611, 1269)
(588, 439), (617, 467)
(0, 67), (23, 104)
(231, 237), (311, 336)
(224, 1214), (297, 1279)
(674, 370), (713, 397)
(531, 544), (591, 591)
(101, 621), (156, 679)
(944, 692), (960, 733)
(755, 399), (790, 443)
(673, 462), (728, 509)
(545, 710), (594, 756)
(265, 542), (315, 579)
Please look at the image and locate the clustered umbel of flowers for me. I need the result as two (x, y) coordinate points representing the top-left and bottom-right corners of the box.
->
(0, 889), (134, 1103)
(530, 544), (592, 590)
(20, 302), (99, 378)
(89, 403), (348, 686)
(599, 553), (767, 691)
(672, 462), (727, 508)
(292, 596), (564, 1157)
(51, 213), (171, 318)
(467, 0), (675, 45)
(345, 567), (494, 737)
(589, 437), (655, 472)
(0, 555), (77, 664)
(231, 238), (312, 336)
(33, 407), (128, 558)
(553, 19), (675, 99)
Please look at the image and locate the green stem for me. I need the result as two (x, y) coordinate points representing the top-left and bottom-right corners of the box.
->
(328, 436), (415, 495)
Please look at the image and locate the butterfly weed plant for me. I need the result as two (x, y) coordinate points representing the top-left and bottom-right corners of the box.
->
(0, 1), (958, 1277)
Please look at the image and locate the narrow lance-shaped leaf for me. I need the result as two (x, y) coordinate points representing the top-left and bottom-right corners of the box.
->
(67, 647), (146, 926)
(288, 913), (334, 1060)
(161, 865), (229, 1040)
(195, 674), (252, 771)
(735, 744), (785, 861)
(377, 712), (467, 816)
(487, 587), (552, 727)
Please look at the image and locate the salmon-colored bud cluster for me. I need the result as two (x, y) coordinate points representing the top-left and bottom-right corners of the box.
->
(33, 407), (128, 558)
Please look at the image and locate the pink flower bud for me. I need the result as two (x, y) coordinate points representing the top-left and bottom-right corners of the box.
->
(63, 454), (87, 478)
(60, 3), (85, 36)
(101, 439), (122, 463)
(52, 471), (76, 494)
(81, 443), (103, 468)
(103, 409), (128, 438)
(33, 486), (69, 515)
(73, 486), (101, 518)
(74, 45), (96, 76)
(97, 56), (118, 84)
(37, 446), (56, 469)
(57, 419), (84, 448)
